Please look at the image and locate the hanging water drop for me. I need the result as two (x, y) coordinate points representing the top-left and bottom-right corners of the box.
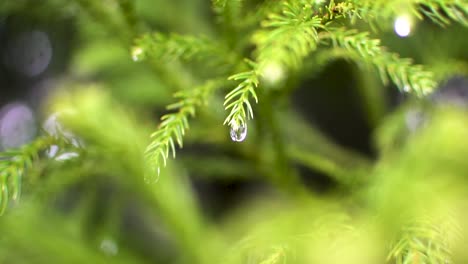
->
(230, 123), (247, 142)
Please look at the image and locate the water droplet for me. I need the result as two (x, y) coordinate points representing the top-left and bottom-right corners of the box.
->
(131, 47), (144, 61)
(230, 123), (247, 142)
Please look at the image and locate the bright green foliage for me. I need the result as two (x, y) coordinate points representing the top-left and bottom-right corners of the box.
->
(418, 0), (467, 26)
(224, 62), (259, 128)
(146, 79), (223, 176)
(252, 2), (322, 69)
(388, 217), (457, 264)
(0, 137), (53, 214)
(133, 33), (235, 66)
(211, 0), (243, 30)
(211, 0), (230, 9)
(132, 0), (467, 172)
(323, 0), (381, 23)
(0, 0), (468, 263)
(323, 28), (436, 95)
(222, 0), (455, 133)
(224, 0), (323, 131)
(333, 0), (468, 26)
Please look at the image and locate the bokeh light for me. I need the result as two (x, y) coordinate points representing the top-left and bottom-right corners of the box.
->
(394, 15), (412, 37)
(261, 62), (285, 86)
(3, 30), (52, 77)
(0, 102), (36, 149)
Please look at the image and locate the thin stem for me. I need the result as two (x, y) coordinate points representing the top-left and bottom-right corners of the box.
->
(256, 91), (306, 194)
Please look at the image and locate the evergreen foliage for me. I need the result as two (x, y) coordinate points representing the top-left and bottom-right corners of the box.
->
(133, 33), (235, 66)
(0, 0), (467, 263)
(146, 79), (224, 175)
(0, 137), (53, 214)
(323, 28), (435, 95)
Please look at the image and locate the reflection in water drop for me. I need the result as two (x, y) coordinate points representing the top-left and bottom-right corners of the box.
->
(43, 112), (83, 148)
(46, 143), (79, 161)
(3, 30), (52, 77)
(46, 144), (60, 157)
(43, 113), (62, 137)
(230, 123), (247, 142)
(43, 112), (83, 161)
(100, 238), (118, 256)
(0, 103), (36, 150)
(54, 152), (79, 161)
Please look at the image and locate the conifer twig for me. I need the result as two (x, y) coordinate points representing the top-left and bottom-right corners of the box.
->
(322, 0), (415, 25)
(224, 0), (323, 129)
(327, 0), (468, 26)
(0, 137), (53, 215)
(224, 61), (259, 129)
(419, 0), (468, 27)
(132, 32), (235, 66)
(145, 79), (224, 175)
(211, 0), (243, 29)
(388, 216), (460, 263)
(321, 28), (436, 95)
(253, 1), (322, 69)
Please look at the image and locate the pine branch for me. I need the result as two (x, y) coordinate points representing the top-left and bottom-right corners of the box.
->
(324, 0), (381, 24)
(145, 79), (223, 176)
(132, 32), (235, 66)
(211, 0), (228, 9)
(258, 247), (286, 264)
(321, 28), (436, 95)
(75, 0), (132, 41)
(253, 1), (322, 69)
(388, 217), (460, 264)
(224, 0), (322, 129)
(211, 0), (243, 27)
(327, 0), (468, 27)
(0, 137), (53, 215)
(241, 0), (284, 29)
(223, 61), (259, 129)
(419, 0), (468, 27)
